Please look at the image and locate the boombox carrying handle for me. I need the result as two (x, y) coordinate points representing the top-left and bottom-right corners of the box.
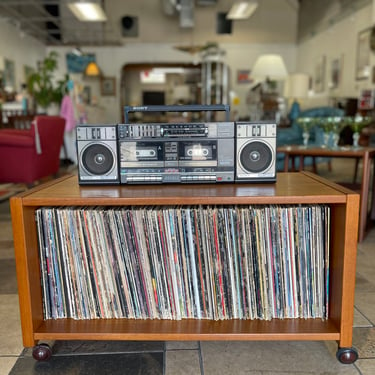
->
(124, 104), (230, 123)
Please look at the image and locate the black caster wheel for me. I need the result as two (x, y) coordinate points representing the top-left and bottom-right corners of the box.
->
(336, 347), (358, 364)
(32, 343), (52, 361)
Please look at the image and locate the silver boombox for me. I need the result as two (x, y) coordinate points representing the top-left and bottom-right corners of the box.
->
(76, 105), (277, 185)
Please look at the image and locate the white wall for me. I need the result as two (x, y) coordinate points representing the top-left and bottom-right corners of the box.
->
(48, 43), (297, 122)
(104, 0), (298, 45)
(0, 20), (45, 92)
(6, 1), (372, 121)
(296, 3), (373, 109)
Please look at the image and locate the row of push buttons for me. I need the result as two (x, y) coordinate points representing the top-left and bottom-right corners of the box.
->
(180, 175), (216, 181)
(126, 176), (163, 182)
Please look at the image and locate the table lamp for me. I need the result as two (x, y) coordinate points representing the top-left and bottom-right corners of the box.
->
(251, 54), (288, 84)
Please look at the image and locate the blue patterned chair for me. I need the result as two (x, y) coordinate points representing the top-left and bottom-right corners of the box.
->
(276, 106), (345, 171)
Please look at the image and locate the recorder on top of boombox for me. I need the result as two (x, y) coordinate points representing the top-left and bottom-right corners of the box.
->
(76, 105), (277, 185)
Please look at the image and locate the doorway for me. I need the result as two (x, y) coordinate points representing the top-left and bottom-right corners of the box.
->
(120, 63), (202, 122)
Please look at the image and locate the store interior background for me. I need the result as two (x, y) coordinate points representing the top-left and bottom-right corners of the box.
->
(2, 2), (375, 374)
(0, 0), (374, 138)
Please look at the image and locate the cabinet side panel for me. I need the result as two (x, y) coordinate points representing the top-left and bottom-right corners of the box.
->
(329, 194), (359, 347)
(10, 197), (44, 347)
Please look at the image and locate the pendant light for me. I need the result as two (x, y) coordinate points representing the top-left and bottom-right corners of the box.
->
(84, 61), (101, 77)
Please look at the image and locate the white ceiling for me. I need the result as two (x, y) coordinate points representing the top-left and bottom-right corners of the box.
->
(0, 0), (300, 46)
(0, 0), (370, 48)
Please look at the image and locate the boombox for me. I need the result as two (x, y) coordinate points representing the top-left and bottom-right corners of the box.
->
(76, 105), (277, 185)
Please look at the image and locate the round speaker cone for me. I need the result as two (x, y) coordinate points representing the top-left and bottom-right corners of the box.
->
(240, 141), (272, 173)
(82, 144), (114, 175)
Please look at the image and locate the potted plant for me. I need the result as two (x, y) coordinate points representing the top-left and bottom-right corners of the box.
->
(27, 51), (69, 113)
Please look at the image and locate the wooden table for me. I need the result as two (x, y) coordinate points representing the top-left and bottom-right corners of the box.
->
(277, 145), (375, 242)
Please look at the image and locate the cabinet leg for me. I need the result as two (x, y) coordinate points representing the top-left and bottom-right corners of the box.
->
(336, 347), (358, 364)
(32, 343), (53, 361)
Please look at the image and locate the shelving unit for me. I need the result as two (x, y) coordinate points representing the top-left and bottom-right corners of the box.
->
(201, 47), (229, 121)
(10, 172), (360, 363)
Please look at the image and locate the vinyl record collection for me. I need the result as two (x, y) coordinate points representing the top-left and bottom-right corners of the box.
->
(36, 204), (330, 321)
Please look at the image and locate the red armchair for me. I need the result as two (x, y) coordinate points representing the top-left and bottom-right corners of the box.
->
(0, 115), (66, 184)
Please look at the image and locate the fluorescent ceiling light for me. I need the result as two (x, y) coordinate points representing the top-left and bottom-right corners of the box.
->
(152, 67), (186, 74)
(226, 1), (258, 20)
(68, 2), (108, 22)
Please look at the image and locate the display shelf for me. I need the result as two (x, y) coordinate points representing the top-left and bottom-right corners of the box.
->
(10, 172), (360, 363)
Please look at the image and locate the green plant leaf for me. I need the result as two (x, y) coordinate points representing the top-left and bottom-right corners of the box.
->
(27, 51), (69, 109)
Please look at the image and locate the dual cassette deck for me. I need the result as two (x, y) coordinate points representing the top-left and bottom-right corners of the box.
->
(77, 105), (277, 185)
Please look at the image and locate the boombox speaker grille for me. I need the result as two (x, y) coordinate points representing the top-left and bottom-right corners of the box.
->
(82, 144), (115, 175)
(239, 141), (272, 173)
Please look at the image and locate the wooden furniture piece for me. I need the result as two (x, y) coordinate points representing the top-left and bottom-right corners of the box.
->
(10, 172), (359, 364)
(0, 109), (35, 128)
(7, 114), (35, 130)
(277, 145), (375, 242)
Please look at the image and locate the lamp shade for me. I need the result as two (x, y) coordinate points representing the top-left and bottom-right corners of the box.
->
(284, 73), (309, 98)
(84, 61), (101, 76)
(173, 85), (191, 101)
(251, 54), (288, 80)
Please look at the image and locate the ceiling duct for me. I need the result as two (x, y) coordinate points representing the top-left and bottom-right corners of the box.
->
(161, 0), (195, 28)
(162, 0), (177, 15)
(196, 0), (218, 5)
(179, 0), (194, 28)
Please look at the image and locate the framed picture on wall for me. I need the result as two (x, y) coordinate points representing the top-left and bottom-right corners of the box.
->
(237, 69), (252, 84)
(66, 53), (96, 73)
(4, 58), (15, 90)
(24, 65), (35, 84)
(356, 27), (371, 80)
(314, 55), (326, 93)
(101, 76), (116, 96)
(330, 56), (342, 89)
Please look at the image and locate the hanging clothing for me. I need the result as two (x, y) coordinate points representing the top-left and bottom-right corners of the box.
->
(60, 94), (76, 132)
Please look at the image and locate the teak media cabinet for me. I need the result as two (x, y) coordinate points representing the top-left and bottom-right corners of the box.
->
(10, 172), (360, 364)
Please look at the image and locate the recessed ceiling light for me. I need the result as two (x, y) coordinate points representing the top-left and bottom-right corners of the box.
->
(226, 1), (258, 20)
(68, 2), (108, 22)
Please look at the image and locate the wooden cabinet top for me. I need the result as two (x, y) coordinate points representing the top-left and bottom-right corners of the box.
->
(12, 172), (356, 207)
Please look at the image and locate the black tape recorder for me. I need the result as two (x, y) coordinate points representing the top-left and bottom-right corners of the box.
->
(76, 105), (277, 185)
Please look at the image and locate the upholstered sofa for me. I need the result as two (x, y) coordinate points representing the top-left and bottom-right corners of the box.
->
(276, 106), (345, 171)
(0, 116), (66, 185)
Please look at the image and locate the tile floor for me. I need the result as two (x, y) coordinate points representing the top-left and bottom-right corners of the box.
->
(1, 159), (375, 374)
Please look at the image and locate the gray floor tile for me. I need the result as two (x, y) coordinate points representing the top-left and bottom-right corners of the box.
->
(354, 292), (375, 325)
(0, 243), (15, 260)
(355, 247), (375, 289)
(165, 349), (201, 375)
(9, 352), (163, 375)
(355, 358), (375, 375)
(165, 341), (199, 350)
(0, 295), (23, 356)
(355, 273), (375, 294)
(0, 356), (18, 375)
(0, 221), (14, 243)
(258, 372), (357, 375)
(0, 259), (18, 294)
(200, 341), (358, 374)
(353, 327), (375, 358)
(0, 199), (10, 216)
(51, 340), (164, 355)
(353, 307), (373, 328)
